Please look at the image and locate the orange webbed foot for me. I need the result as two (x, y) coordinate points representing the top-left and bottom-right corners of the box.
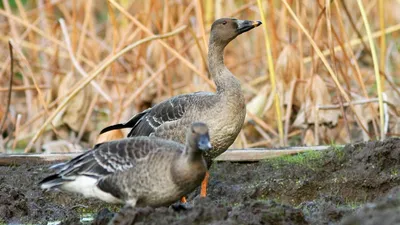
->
(200, 171), (209, 197)
(180, 196), (187, 203)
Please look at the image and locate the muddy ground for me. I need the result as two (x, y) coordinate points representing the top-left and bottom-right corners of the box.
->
(1, 138), (400, 225)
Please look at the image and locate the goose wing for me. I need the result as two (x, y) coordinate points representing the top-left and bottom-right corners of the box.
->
(40, 138), (154, 187)
(100, 92), (212, 137)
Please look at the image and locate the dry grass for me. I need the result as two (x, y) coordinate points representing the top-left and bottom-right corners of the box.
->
(0, 0), (399, 153)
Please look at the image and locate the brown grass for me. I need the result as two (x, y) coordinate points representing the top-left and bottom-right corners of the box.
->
(0, 0), (399, 152)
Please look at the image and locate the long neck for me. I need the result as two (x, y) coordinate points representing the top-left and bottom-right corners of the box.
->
(183, 144), (203, 162)
(208, 38), (242, 96)
(171, 145), (206, 187)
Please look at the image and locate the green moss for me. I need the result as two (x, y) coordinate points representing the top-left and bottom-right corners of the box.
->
(341, 200), (362, 210)
(332, 146), (346, 162)
(391, 168), (399, 177)
(75, 204), (119, 214)
(265, 150), (324, 170)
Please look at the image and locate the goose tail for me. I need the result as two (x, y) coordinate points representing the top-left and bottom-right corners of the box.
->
(99, 110), (149, 135)
(39, 174), (68, 190)
(49, 162), (66, 170)
(99, 123), (128, 134)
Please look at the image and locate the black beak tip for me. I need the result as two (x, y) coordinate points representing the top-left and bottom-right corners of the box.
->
(204, 142), (212, 151)
(237, 20), (262, 34)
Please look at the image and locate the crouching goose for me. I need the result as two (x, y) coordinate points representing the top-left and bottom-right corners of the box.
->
(99, 18), (262, 198)
(39, 122), (211, 208)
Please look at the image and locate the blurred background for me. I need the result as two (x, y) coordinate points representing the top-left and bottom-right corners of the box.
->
(0, 0), (399, 153)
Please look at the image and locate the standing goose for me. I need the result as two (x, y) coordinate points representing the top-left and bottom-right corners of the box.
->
(39, 122), (212, 208)
(100, 18), (262, 197)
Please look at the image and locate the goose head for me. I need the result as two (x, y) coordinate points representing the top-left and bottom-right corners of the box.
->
(187, 122), (212, 151)
(210, 18), (262, 44)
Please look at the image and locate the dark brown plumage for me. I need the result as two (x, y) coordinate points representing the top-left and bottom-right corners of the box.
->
(100, 18), (261, 167)
(39, 122), (212, 207)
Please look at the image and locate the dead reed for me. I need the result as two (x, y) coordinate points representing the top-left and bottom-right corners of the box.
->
(0, 0), (399, 153)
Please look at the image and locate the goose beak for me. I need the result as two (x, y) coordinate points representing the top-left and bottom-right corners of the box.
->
(198, 135), (212, 151)
(236, 20), (262, 34)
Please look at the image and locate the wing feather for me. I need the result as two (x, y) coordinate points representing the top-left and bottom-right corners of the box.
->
(52, 138), (154, 180)
(101, 92), (215, 138)
(99, 110), (150, 134)
(126, 95), (190, 137)
(100, 92), (214, 138)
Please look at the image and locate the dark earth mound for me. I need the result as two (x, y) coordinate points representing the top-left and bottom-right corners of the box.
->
(0, 138), (399, 224)
(340, 186), (400, 225)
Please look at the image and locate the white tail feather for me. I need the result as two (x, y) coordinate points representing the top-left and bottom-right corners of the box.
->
(56, 176), (122, 204)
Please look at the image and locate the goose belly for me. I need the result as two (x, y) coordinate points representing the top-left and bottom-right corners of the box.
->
(153, 100), (245, 159)
(133, 160), (204, 207)
(135, 176), (185, 207)
(128, 160), (185, 207)
(208, 120), (242, 157)
(206, 106), (246, 158)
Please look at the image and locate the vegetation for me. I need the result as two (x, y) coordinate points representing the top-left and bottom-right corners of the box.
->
(267, 150), (324, 167)
(0, 0), (399, 153)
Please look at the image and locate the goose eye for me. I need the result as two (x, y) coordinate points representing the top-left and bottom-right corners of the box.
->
(222, 21), (227, 25)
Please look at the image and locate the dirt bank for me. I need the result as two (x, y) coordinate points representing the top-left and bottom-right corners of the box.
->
(0, 138), (399, 224)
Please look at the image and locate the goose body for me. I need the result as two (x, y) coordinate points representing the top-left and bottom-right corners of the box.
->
(40, 123), (212, 207)
(100, 18), (261, 167)
(103, 92), (244, 164)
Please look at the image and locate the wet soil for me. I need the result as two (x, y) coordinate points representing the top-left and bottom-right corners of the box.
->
(0, 138), (399, 224)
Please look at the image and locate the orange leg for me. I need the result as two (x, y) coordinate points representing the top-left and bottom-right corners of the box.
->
(180, 196), (187, 203)
(200, 171), (210, 197)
